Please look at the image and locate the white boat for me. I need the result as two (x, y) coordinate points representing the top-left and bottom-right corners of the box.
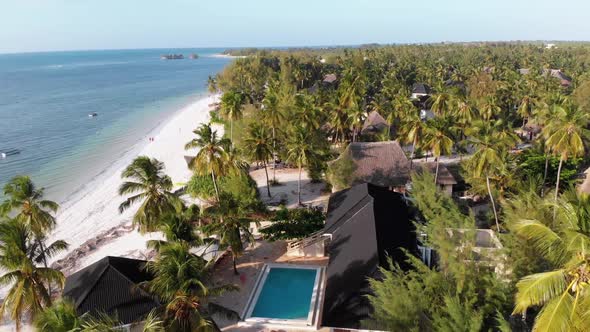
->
(88, 112), (98, 117)
(0, 149), (20, 158)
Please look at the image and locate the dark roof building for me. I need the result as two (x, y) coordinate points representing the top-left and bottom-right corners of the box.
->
(411, 83), (432, 96)
(321, 183), (416, 330)
(63, 256), (159, 325)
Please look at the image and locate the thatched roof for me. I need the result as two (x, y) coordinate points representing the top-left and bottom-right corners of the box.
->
(345, 141), (410, 187)
(361, 111), (388, 135)
(416, 162), (457, 185)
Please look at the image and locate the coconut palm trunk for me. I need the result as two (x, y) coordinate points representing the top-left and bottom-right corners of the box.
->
(263, 160), (271, 198)
(230, 120), (233, 144)
(487, 176), (500, 232)
(434, 158), (440, 185)
(541, 154), (550, 197)
(211, 171), (220, 203)
(232, 254), (238, 275)
(553, 156), (564, 220)
(297, 164), (302, 206)
(410, 136), (418, 169)
(272, 127), (277, 181)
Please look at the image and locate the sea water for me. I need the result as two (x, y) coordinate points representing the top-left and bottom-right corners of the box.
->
(0, 49), (231, 202)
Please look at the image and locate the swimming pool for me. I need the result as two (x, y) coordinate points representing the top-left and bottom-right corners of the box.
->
(243, 264), (324, 327)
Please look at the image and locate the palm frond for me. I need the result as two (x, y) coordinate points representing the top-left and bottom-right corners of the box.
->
(513, 269), (568, 314)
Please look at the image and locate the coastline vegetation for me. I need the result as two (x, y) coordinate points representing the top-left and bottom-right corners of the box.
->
(4, 41), (590, 331)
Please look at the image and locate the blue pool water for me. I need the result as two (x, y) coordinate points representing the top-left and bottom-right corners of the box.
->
(251, 267), (317, 320)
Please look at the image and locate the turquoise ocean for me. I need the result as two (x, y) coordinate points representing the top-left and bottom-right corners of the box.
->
(0, 48), (231, 202)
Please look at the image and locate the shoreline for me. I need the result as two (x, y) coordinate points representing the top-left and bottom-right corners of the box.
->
(47, 93), (221, 273)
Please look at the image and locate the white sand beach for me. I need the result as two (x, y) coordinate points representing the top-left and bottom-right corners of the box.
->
(47, 94), (221, 274)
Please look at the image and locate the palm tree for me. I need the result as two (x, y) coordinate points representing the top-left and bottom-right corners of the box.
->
(185, 123), (229, 202)
(34, 300), (80, 331)
(543, 105), (589, 213)
(325, 101), (349, 143)
(286, 126), (319, 206)
(423, 118), (454, 184)
(201, 194), (258, 275)
(478, 97), (501, 121)
(220, 90), (245, 143)
(294, 94), (322, 130)
(348, 107), (366, 142)
(517, 95), (536, 127)
(118, 156), (181, 233)
(403, 115), (426, 169)
(146, 204), (203, 252)
(1, 176), (60, 270)
(0, 219), (65, 331)
(262, 89), (285, 181)
(243, 123), (273, 197)
(430, 92), (452, 116)
(146, 242), (239, 331)
(1, 176), (59, 236)
(35, 300), (164, 332)
(512, 191), (590, 331)
(466, 120), (519, 231)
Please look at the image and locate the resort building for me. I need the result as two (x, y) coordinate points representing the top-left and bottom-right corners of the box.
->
(329, 141), (457, 195)
(410, 83), (431, 99)
(415, 162), (457, 196)
(518, 68), (572, 87)
(419, 228), (506, 276)
(360, 111), (390, 139)
(328, 141), (410, 192)
(237, 183), (416, 331)
(62, 256), (160, 332)
(320, 183), (416, 330)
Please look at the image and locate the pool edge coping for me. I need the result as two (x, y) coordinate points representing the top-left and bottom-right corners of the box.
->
(241, 263), (325, 328)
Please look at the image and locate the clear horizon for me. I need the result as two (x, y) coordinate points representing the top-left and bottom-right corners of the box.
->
(2, 0), (590, 54)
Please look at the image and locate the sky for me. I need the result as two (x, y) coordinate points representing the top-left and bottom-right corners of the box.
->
(1, 0), (589, 54)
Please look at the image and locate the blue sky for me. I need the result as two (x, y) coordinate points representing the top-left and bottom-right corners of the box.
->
(1, 0), (589, 53)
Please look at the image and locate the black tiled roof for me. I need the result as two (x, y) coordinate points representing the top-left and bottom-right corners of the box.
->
(412, 83), (431, 95)
(321, 184), (416, 330)
(63, 256), (160, 325)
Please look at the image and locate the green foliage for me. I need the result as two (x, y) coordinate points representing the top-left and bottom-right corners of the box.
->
(364, 172), (511, 331)
(118, 156), (181, 233)
(517, 149), (581, 187)
(34, 300), (80, 331)
(259, 207), (324, 241)
(187, 171), (263, 211)
(326, 150), (357, 191)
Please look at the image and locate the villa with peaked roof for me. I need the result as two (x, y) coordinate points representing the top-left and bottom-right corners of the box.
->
(411, 83), (431, 99)
(321, 183), (416, 330)
(63, 256), (160, 329)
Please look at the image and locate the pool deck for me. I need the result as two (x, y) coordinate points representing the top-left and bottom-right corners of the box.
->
(211, 239), (328, 330)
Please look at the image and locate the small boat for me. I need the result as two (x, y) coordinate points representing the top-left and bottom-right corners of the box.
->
(88, 112), (98, 118)
(0, 149), (20, 159)
(189, 54), (199, 59)
(160, 54), (184, 60)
